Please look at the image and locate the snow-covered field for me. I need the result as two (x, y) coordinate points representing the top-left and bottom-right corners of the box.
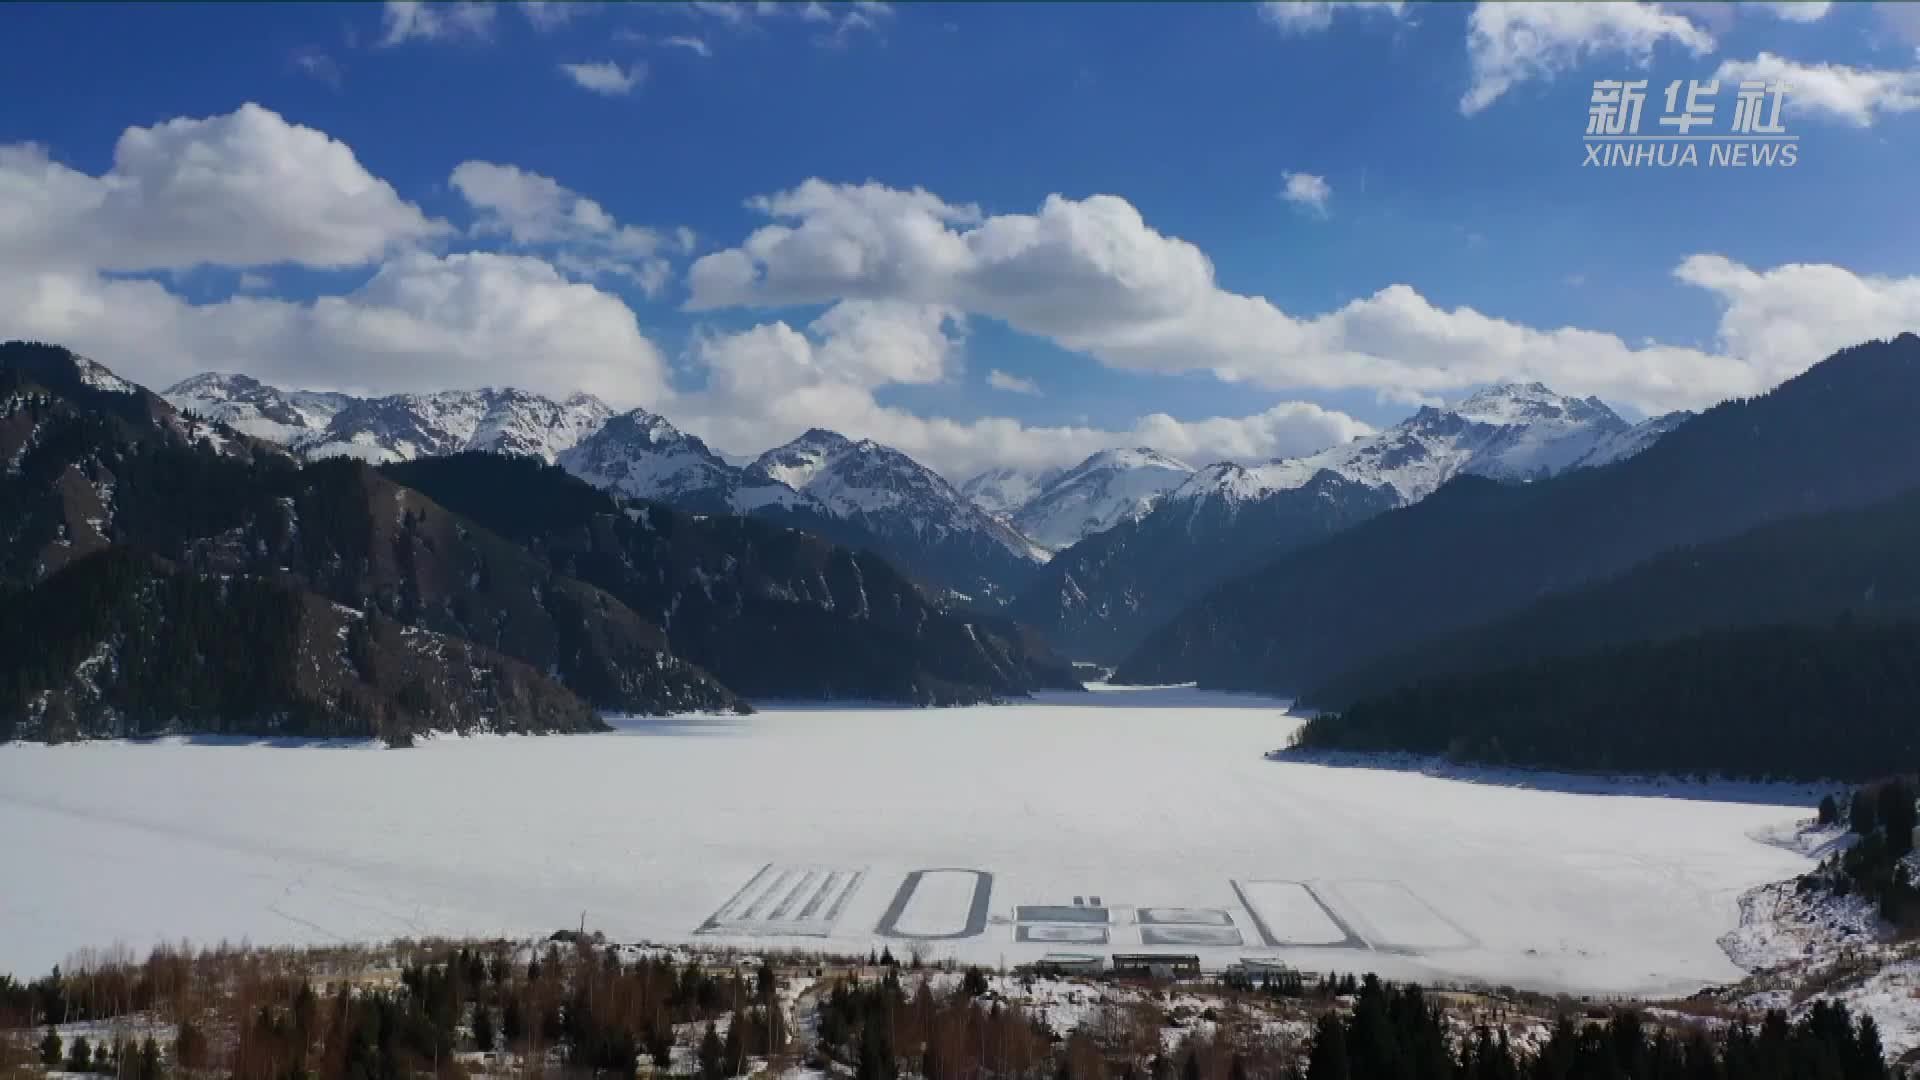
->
(0, 686), (1812, 997)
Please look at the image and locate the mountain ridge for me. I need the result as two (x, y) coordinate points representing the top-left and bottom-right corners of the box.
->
(1115, 333), (1920, 694)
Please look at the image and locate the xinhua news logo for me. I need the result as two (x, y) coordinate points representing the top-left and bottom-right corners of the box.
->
(1585, 79), (1797, 168)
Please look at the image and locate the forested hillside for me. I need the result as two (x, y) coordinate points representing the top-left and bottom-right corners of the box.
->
(1307, 485), (1920, 708)
(385, 455), (1079, 703)
(1291, 619), (1920, 781)
(1, 343), (1079, 742)
(1, 549), (602, 743)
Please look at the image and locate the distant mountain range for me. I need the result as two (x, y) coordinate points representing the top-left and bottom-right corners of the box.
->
(1005, 383), (1687, 662)
(168, 376), (1047, 607)
(5, 343), (1078, 742)
(163, 369), (1695, 663)
(164, 372), (614, 464)
(1115, 333), (1920, 696)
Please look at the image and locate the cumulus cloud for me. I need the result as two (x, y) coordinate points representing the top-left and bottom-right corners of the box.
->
(450, 161), (690, 296)
(380, 1), (494, 46)
(1714, 52), (1920, 126)
(685, 179), (1767, 414)
(0, 254), (671, 406)
(1675, 255), (1920, 384)
(0, 107), (668, 409)
(670, 301), (1374, 479)
(0, 103), (446, 273)
(987, 370), (1041, 396)
(1258, 1), (1406, 34)
(560, 61), (645, 96)
(1461, 2), (1715, 114)
(1280, 171), (1332, 216)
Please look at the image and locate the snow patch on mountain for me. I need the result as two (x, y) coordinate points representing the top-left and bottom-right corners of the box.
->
(1010, 448), (1196, 552)
(750, 429), (1047, 563)
(960, 465), (1067, 520)
(163, 374), (611, 464)
(1166, 383), (1663, 509)
(163, 373), (354, 442)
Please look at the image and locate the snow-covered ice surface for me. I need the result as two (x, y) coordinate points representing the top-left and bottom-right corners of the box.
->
(0, 686), (1810, 996)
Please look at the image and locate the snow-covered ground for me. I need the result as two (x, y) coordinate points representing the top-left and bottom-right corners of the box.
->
(0, 685), (1811, 997)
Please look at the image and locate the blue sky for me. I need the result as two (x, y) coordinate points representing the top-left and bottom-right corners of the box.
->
(3, 1), (1919, 477)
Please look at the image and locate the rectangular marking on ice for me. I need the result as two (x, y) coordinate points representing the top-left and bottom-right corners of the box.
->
(1320, 880), (1473, 952)
(894, 870), (983, 937)
(768, 870), (819, 920)
(798, 871), (843, 920)
(1235, 880), (1353, 947)
(700, 864), (867, 938)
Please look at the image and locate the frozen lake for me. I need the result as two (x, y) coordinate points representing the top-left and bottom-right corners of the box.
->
(0, 685), (1812, 996)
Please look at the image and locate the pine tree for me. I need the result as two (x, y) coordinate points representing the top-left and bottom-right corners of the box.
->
(137, 1036), (161, 1080)
(1306, 1013), (1349, 1080)
(700, 1021), (725, 1080)
(66, 1034), (91, 1073)
(724, 1013), (746, 1076)
(473, 1002), (496, 1053)
(38, 1027), (60, 1067)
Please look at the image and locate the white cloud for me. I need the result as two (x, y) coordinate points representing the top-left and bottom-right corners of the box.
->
(1747, 2), (1831, 22)
(685, 180), (1768, 414)
(0, 103), (446, 273)
(1461, 2), (1715, 114)
(380, 1), (494, 46)
(1714, 52), (1920, 126)
(521, 1), (587, 30)
(676, 0), (892, 46)
(0, 108), (668, 409)
(987, 370), (1041, 396)
(0, 254), (671, 407)
(1674, 255), (1920, 385)
(672, 301), (1374, 478)
(1280, 171), (1332, 216)
(1258, 1), (1406, 34)
(290, 48), (343, 90)
(663, 35), (713, 57)
(449, 161), (690, 296)
(560, 61), (645, 96)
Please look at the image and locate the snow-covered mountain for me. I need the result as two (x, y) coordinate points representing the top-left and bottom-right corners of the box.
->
(750, 430), (1041, 557)
(164, 374), (612, 464)
(1163, 383), (1656, 510)
(744, 429), (1049, 602)
(557, 408), (808, 512)
(1008, 448), (1196, 552)
(162, 373), (355, 442)
(959, 465), (1066, 521)
(1573, 409), (1694, 469)
(1008, 382), (1688, 662)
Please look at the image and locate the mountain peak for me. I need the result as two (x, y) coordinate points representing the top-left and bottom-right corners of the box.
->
(1011, 446), (1198, 551)
(1451, 381), (1619, 429)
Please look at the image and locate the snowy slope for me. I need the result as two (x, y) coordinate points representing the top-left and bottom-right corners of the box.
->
(163, 373), (354, 442)
(750, 429), (1046, 563)
(1166, 383), (1648, 510)
(960, 465), (1067, 521)
(164, 373), (612, 464)
(1011, 448), (1196, 552)
(1574, 410), (1694, 468)
(557, 408), (809, 511)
